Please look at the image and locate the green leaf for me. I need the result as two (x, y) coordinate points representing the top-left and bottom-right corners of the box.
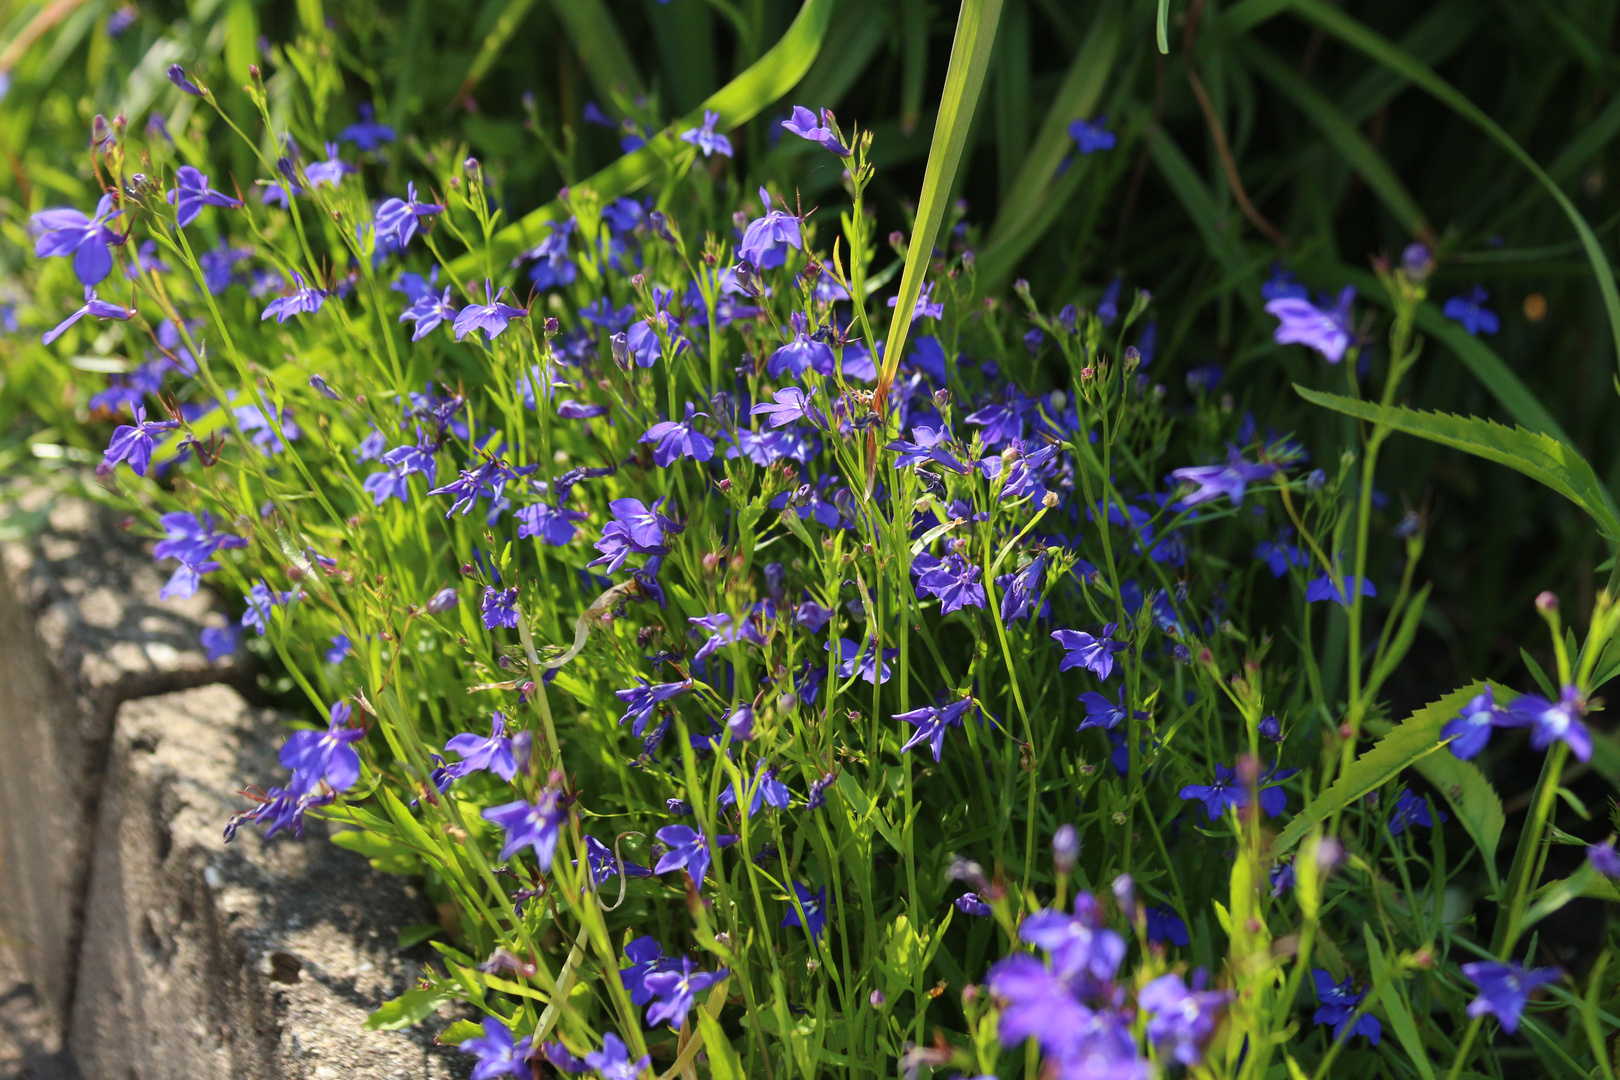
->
(1273, 684), (1482, 857)
(697, 1007), (744, 1080)
(1364, 926), (1437, 1080)
(364, 987), (449, 1030)
(436, 1019), (485, 1046)
(547, 0), (645, 103)
(1521, 861), (1620, 932)
(876, 0), (1006, 396)
(1293, 386), (1620, 547)
(1364, 582), (1430, 702)
(455, 0), (545, 102)
(397, 923), (442, 950)
(450, 0), (836, 277)
(1285, 0), (1620, 378)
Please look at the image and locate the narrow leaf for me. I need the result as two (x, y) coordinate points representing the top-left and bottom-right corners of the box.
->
(365, 986), (449, 1030)
(1364, 926), (1437, 1080)
(547, 0), (645, 102)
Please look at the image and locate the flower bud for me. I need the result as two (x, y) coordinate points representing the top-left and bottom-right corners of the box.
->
(1258, 715), (1282, 743)
(1305, 469), (1327, 491)
(425, 587), (459, 613)
(610, 332), (631, 370)
(1400, 242), (1434, 282)
(869, 990), (886, 1007)
(543, 316), (559, 335)
(1052, 824), (1079, 873)
(463, 157), (480, 174)
(1013, 278), (1030, 296)
(1536, 590), (1559, 613)
(1123, 345), (1140, 371)
(1111, 873), (1134, 912)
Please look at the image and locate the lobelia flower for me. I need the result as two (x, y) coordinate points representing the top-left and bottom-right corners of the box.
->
(781, 882), (827, 939)
(887, 281), (945, 322)
(241, 580), (299, 635)
(325, 635), (351, 664)
(1500, 683), (1591, 761)
(261, 271), (328, 322)
(679, 109), (732, 157)
(621, 937), (682, 1005)
(738, 188), (802, 269)
(767, 311), (835, 378)
(482, 784), (567, 868)
(896, 698), (977, 762)
(1590, 839), (1620, 878)
(1170, 445), (1277, 507)
(954, 893), (992, 917)
(828, 636), (898, 684)
(1255, 530), (1307, 577)
(1265, 286), (1356, 362)
(579, 835), (651, 887)
(338, 103), (395, 150)
(375, 182), (443, 249)
(1140, 972), (1229, 1066)
(643, 958), (729, 1029)
(752, 385), (823, 428)
(481, 586), (519, 630)
(200, 243), (252, 294)
(1262, 264), (1309, 301)
(280, 701), (365, 794)
(1387, 788), (1447, 836)
(1096, 277), (1122, 326)
(1258, 714), (1283, 742)
(425, 587), (459, 613)
(653, 824), (716, 884)
(719, 762), (793, 816)
(1443, 286), (1500, 336)
(615, 679), (692, 737)
(1179, 761), (1298, 821)
(781, 105), (849, 154)
(515, 501), (587, 546)
(541, 1040), (588, 1075)
(914, 552), (985, 613)
(362, 460), (415, 505)
(999, 555), (1048, 622)
(102, 404), (177, 475)
(303, 142), (355, 188)
(454, 281), (528, 341)
(640, 402), (715, 467)
(200, 624), (240, 661)
(457, 1017), (534, 1080)
(1312, 970), (1381, 1044)
(1145, 906), (1190, 947)
(45, 285), (135, 346)
(584, 1034), (650, 1080)
(398, 286), (458, 340)
(169, 166), (242, 226)
(1075, 689), (1144, 733)
(445, 711), (518, 782)
(1052, 625), (1127, 680)
(1304, 571), (1377, 605)
(1068, 116), (1116, 154)
(166, 63), (205, 96)
(223, 784), (332, 841)
(1460, 961), (1560, 1034)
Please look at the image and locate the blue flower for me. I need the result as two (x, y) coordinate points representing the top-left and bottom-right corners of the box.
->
(261, 271), (328, 322)
(337, 103), (395, 150)
(303, 141), (356, 188)
(325, 634), (352, 664)
(1261, 264), (1309, 301)
(170, 166), (241, 226)
(679, 109), (732, 158)
(1052, 625), (1127, 680)
(1312, 970), (1381, 1044)
(280, 701), (365, 794)
(620, 937), (681, 1005)
(397, 286), (458, 340)
(1460, 961), (1560, 1034)
(887, 425), (967, 472)
(1589, 840), (1620, 879)
(719, 762), (793, 816)
(166, 63), (205, 96)
(45, 285), (134, 346)
(781, 105), (849, 154)
(998, 555), (1048, 622)
(1502, 684), (1591, 761)
(1443, 286), (1499, 336)
(457, 1017), (534, 1080)
(579, 835), (650, 887)
(1145, 905), (1189, 947)
(445, 711), (518, 782)
(515, 501), (587, 546)
(781, 882), (827, 939)
(1255, 530), (1307, 577)
(362, 460), (414, 506)
(1179, 762), (1296, 821)
(615, 679), (691, 736)
(1387, 788), (1447, 836)
(828, 637), (898, 684)
(654, 824), (715, 884)
(738, 188), (802, 269)
(1170, 446), (1276, 507)
(101, 405), (177, 476)
(767, 313), (836, 378)
(887, 281), (945, 323)
(454, 281), (527, 341)
(241, 580), (298, 635)
(644, 958), (729, 1030)
(1140, 972), (1228, 1066)
(1266, 286), (1355, 363)
(1096, 277), (1122, 326)
(913, 552), (985, 613)
(640, 402), (715, 467)
(200, 624), (240, 662)
(224, 785), (331, 841)
(1068, 116), (1116, 155)
(1076, 690), (1139, 733)
(584, 1034), (650, 1080)
(752, 385), (822, 429)
(896, 698), (977, 762)
(375, 182), (443, 249)
(482, 785), (567, 868)
(200, 243), (251, 295)
(1304, 571), (1377, 605)
(481, 586), (519, 630)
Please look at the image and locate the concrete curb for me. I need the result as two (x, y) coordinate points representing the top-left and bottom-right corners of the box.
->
(0, 483), (466, 1080)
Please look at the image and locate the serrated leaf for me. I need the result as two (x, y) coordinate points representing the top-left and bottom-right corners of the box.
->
(1273, 684), (1483, 857)
(364, 986), (448, 1030)
(1294, 386), (1620, 546)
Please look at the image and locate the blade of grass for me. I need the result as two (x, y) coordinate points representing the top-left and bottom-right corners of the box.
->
(792, 3), (886, 110)
(993, 0), (1031, 197)
(449, 0), (836, 277)
(1286, 0), (1620, 377)
(548, 0), (646, 103)
(900, 0), (929, 135)
(875, 0), (1007, 407)
(454, 0), (544, 104)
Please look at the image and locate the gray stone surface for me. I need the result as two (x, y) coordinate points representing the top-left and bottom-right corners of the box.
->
(69, 685), (465, 1080)
(0, 481), (241, 1034)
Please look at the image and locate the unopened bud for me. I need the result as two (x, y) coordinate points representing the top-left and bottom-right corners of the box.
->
(1111, 873), (1134, 912)
(869, 990), (886, 1007)
(1052, 824), (1079, 873)
(1400, 242), (1434, 282)
(1536, 590), (1559, 614)
(425, 587), (459, 613)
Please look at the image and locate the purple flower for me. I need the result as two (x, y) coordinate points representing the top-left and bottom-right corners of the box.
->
(338, 103), (395, 150)
(1170, 446), (1276, 507)
(680, 109), (732, 157)
(1590, 840), (1620, 878)
(362, 460), (415, 505)
(1262, 264), (1309, 301)
(199, 243), (251, 294)
(1312, 970), (1380, 1044)
(719, 762), (792, 816)
(1068, 116), (1116, 154)
(1145, 906), (1189, 947)
(261, 271), (328, 322)
(375, 182), (443, 249)
(1259, 714), (1283, 742)
(643, 958), (729, 1029)
(751, 385), (822, 428)
(1304, 572), (1377, 605)
(425, 587), (459, 613)
(781, 882), (827, 939)
(610, 498), (681, 549)
(223, 785), (331, 841)
(913, 552), (985, 614)
(241, 580), (298, 635)
(397, 286), (458, 340)
(1502, 684), (1592, 762)
(45, 285), (134, 345)
(579, 835), (650, 887)
(781, 105), (849, 154)
(480, 586), (519, 630)
(1076, 690), (1140, 733)
(954, 893), (992, 917)
(1052, 625), (1127, 680)
(169, 166), (242, 226)
(584, 1034), (649, 1080)
(429, 459), (524, 517)
(738, 188), (802, 269)
(1255, 531), (1307, 577)
(200, 624), (240, 662)
(1266, 286), (1356, 363)
(454, 281), (528, 341)
(1443, 286), (1499, 336)
(324, 634), (351, 664)
(999, 555), (1048, 622)
(615, 679), (691, 736)
(166, 63), (205, 96)
(1387, 788), (1447, 836)
(827, 636), (897, 684)
(280, 701), (365, 794)
(1179, 762), (1296, 821)
(1096, 277), (1122, 326)
(102, 404), (176, 475)
(483, 786), (567, 868)
(1460, 961), (1560, 1034)
(445, 711), (518, 782)
(303, 142), (355, 188)
(887, 281), (944, 322)
(620, 937), (681, 1006)
(1140, 972), (1228, 1066)
(640, 402), (715, 467)
(653, 824), (716, 884)
(515, 501), (587, 546)
(767, 314), (836, 378)
(896, 699), (976, 762)
(458, 1017), (534, 1080)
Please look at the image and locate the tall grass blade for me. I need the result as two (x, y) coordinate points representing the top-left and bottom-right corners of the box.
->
(456, 0), (544, 104)
(547, 0), (646, 102)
